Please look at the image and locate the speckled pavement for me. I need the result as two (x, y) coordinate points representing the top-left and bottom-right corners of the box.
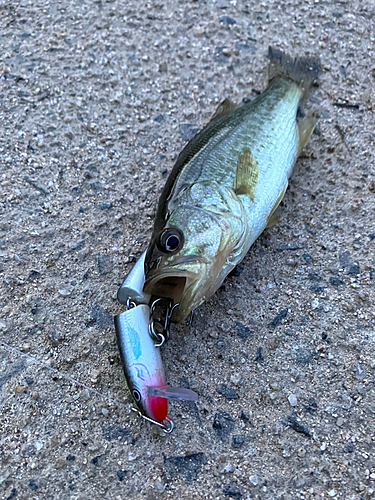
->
(1, 1), (374, 499)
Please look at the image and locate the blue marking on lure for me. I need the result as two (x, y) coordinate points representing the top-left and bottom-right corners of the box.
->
(128, 326), (142, 359)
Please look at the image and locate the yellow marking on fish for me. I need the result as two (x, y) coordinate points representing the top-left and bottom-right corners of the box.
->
(266, 185), (287, 225)
(235, 147), (259, 202)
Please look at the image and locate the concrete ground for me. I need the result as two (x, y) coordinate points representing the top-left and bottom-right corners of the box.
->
(0, 0), (374, 499)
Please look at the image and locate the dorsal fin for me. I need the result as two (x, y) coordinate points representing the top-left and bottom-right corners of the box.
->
(210, 98), (237, 122)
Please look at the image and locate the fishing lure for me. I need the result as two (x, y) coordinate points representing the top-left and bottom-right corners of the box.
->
(115, 251), (197, 432)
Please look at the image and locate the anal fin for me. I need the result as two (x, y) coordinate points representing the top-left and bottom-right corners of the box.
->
(266, 206), (282, 228)
(298, 111), (318, 154)
(266, 185), (287, 226)
(234, 147), (258, 202)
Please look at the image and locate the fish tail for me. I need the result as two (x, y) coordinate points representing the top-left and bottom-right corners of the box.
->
(267, 46), (321, 100)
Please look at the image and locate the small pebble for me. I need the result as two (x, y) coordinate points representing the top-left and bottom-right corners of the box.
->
(302, 253), (313, 263)
(357, 384), (366, 395)
(269, 381), (280, 391)
(311, 298), (320, 310)
(352, 361), (366, 381)
(269, 309), (287, 328)
(329, 276), (344, 287)
(347, 441), (354, 453)
(99, 201), (112, 209)
(347, 262), (360, 275)
(82, 389), (91, 401)
(15, 384), (27, 394)
(288, 394), (298, 407)
(328, 490), (336, 497)
(56, 458), (66, 469)
(345, 302), (355, 312)
(240, 411), (250, 422)
(90, 369), (101, 383)
(154, 114), (164, 123)
(219, 15), (236, 25)
(58, 284), (73, 296)
(342, 394), (352, 410)
(231, 435), (245, 449)
(249, 474), (259, 486)
(230, 373), (241, 385)
(154, 480), (165, 493)
(221, 463), (234, 473)
(269, 391), (282, 400)
(217, 384), (239, 399)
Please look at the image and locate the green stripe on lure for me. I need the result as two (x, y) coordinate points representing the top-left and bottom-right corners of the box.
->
(144, 47), (321, 322)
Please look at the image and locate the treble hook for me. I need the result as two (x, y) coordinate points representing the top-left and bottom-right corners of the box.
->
(131, 408), (174, 433)
(165, 302), (179, 334)
(148, 298), (179, 347)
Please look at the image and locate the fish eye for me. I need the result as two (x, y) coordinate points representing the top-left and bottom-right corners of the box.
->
(132, 389), (141, 402)
(159, 228), (184, 253)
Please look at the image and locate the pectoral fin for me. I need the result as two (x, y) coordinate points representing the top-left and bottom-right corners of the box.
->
(298, 111), (318, 154)
(234, 147), (258, 202)
(211, 98), (237, 121)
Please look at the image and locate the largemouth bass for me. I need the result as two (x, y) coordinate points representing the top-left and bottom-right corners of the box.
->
(143, 47), (321, 322)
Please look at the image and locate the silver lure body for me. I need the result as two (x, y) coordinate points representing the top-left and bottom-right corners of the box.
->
(115, 254), (169, 425)
(117, 250), (151, 305)
(114, 305), (166, 404)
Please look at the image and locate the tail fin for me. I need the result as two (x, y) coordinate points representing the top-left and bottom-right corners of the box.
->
(268, 46), (321, 100)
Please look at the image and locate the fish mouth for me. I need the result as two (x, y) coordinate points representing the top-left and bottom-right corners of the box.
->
(144, 254), (209, 321)
(144, 271), (198, 306)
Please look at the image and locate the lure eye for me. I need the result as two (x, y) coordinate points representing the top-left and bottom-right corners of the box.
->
(159, 228), (184, 253)
(132, 389), (141, 403)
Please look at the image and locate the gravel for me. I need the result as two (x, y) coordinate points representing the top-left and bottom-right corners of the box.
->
(1, 0), (374, 499)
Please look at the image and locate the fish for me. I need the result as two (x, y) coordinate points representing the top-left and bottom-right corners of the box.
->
(115, 251), (198, 431)
(143, 47), (321, 322)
